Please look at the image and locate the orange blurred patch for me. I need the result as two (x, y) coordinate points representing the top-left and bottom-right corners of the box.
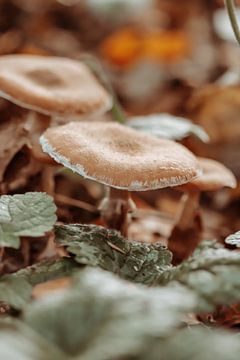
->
(100, 27), (190, 68)
(100, 28), (143, 68)
(142, 30), (190, 63)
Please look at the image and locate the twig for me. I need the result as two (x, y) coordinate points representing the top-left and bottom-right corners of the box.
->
(225, 0), (240, 45)
(106, 241), (126, 254)
(55, 193), (98, 213)
(79, 53), (126, 124)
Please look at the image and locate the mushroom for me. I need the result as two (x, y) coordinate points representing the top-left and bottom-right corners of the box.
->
(40, 121), (201, 237)
(0, 54), (111, 119)
(188, 85), (240, 177)
(0, 54), (112, 193)
(169, 157), (237, 263)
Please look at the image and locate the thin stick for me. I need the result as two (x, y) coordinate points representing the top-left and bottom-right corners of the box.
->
(0, 248), (4, 262)
(80, 53), (126, 124)
(225, 0), (240, 45)
(55, 193), (97, 213)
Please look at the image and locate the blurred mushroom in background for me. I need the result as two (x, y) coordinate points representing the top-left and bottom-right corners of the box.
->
(168, 157), (237, 265)
(0, 54), (112, 194)
(187, 84), (240, 178)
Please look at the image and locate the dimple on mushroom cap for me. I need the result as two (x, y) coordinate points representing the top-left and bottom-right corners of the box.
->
(40, 121), (201, 191)
(181, 157), (237, 192)
(0, 55), (112, 118)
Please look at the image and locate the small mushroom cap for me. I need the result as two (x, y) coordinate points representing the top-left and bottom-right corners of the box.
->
(181, 157), (237, 192)
(40, 122), (201, 191)
(0, 55), (112, 118)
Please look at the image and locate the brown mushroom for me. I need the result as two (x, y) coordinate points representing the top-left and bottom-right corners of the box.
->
(0, 54), (112, 119)
(40, 121), (200, 237)
(168, 157), (237, 264)
(188, 85), (240, 177)
(0, 55), (112, 194)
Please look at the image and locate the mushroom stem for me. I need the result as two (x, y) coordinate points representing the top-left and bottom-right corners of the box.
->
(175, 190), (200, 231)
(41, 165), (55, 195)
(99, 188), (136, 237)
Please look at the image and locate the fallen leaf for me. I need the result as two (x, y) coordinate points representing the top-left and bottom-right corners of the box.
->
(0, 192), (57, 248)
(55, 224), (172, 284)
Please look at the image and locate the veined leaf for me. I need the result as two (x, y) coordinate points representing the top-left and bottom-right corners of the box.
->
(55, 224), (172, 284)
(55, 226), (240, 311)
(0, 192), (57, 248)
(15, 258), (78, 286)
(0, 258), (77, 309)
(156, 240), (240, 311)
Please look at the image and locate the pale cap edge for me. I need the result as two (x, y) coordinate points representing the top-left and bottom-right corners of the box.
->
(40, 135), (202, 191)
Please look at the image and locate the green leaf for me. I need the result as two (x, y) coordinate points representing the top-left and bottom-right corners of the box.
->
(15, 258), (78, 286)
(143, 327), (240, 360)
(127, 113), (209, 142)
(0, 192), (57, 248)
(0, 277), (32, 310)
(55, 226), (240, 312)
(22, 268), (240, 360)
(0, 258), (78, 309)
(55, 224), (172, 284)
(156, 240), (240, 311)
(225, 231), (240, 247)
(23, 267), (197, 357)
(0, 320), (65, 360)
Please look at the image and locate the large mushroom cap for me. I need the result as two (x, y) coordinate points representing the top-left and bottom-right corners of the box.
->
(40, 122), (201, 191)
(0, 55), (112, 118)
(182, 157), (237, 192)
